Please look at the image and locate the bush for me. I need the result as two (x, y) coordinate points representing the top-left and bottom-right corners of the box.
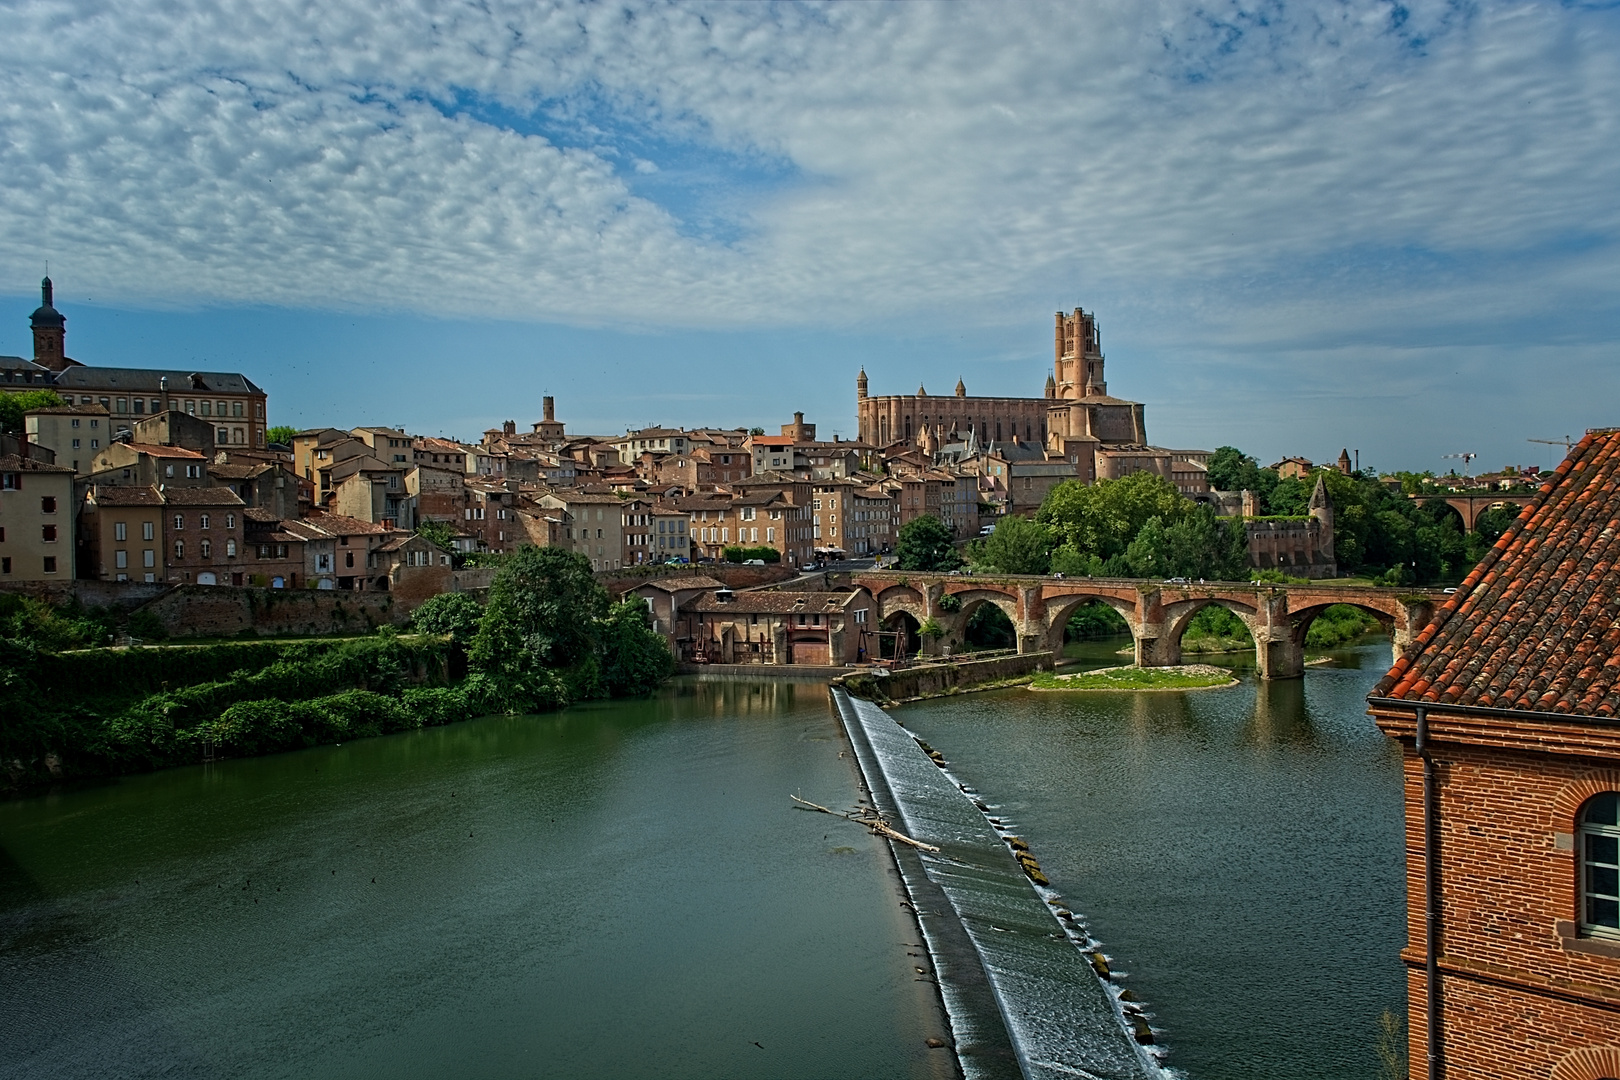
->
(722, 545), (780, 563)
(1305, 604), (1384, 648)
(411, 592), (484, 641)
(599, 601), (676, 697)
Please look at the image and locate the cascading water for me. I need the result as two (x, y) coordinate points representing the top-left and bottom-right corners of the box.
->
(832, 688), (1168, 1080)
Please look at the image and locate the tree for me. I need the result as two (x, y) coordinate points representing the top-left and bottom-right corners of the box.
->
(598, 600), (676, 697)
(410, 592), (483, 642)
(266, 425), (299, 447)
(896, 515), (961, 571)
(1124, 516), (1168, 578)
(0, 389), (63, 433)
(976, 515), (1052, 574)
(1037, 471), (1190, 564)
(469, 546), (608, 704)
(416, 519), (457, 552)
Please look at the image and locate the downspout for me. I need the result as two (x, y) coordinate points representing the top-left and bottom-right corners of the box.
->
(1415, 705), (1442, 1079)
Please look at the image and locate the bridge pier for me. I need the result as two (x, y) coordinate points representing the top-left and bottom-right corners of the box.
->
(1254, 632), (1305, 680)
(1135, 630), (1182, 668)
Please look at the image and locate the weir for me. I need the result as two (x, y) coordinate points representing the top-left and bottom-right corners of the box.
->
(830, 687), (1163, 1080)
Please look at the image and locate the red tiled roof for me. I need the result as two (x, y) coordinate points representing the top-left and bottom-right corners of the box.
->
(1373, 429), (1620, 716)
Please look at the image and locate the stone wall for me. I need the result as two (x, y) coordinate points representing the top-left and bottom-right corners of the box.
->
(835, 651), (1054, 702)
(131, 584), (410, 639)
(0, 578), (174, 611)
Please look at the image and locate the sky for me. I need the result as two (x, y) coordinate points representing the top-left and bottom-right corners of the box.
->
(1, 0), (1618, 474)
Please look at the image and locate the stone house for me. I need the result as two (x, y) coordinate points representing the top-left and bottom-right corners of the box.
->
(300, 511), (396, 591)
(84, 442), (208, 489)
(677, 588), (877, 666)
(1368, 428), (1620, 1080)
(650, 504), (691, 563)
(622, 575), (725, 646)
(463, 480), (519, 553)
(374, 533), (454, 604)
(538, 491), (626, 571)
(80, 484), (164, 582)
(21, 402), (109, 473)
(241, 508), (308, 588)
(160, 485), (246, 585)
(0, 453), (77, 581)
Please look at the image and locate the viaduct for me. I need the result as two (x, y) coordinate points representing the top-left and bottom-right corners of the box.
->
(835, 570), (1450, 680)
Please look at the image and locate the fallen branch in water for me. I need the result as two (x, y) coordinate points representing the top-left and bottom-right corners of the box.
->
(791, 794), (940, 852)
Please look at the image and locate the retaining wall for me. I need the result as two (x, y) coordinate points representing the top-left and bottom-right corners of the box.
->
(0, 579), (174, 611)
(834, 651), (1055, 702)
(131, 585), (410, 639)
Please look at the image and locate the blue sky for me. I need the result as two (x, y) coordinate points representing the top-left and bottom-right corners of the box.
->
(2, 0), (1618, 473)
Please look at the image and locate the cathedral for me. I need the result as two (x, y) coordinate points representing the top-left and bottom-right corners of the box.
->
(856, 307), (1205, 489)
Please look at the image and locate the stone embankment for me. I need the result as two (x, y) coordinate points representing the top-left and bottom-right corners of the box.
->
(833, 651), (1055, 704)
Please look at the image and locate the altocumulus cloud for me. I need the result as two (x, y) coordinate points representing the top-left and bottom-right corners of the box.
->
(0, 0), (1617, 354)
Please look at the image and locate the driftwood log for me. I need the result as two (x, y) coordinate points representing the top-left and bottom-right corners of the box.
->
(791, 795), (940, 852)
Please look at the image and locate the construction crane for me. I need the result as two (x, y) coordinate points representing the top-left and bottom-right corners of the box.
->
(1528, 436), (1573, 450)
(1442, 452), (1477, 473)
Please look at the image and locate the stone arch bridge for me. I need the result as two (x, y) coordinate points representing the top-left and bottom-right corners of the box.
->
(838, 570), (1449, 680)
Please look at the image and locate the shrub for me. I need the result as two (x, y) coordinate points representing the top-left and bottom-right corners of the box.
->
(411, 592), (484, 642)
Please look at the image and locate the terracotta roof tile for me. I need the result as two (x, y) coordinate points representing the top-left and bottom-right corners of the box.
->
(1372, 429), (1620, 716)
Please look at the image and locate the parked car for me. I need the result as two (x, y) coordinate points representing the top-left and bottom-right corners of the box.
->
(1163, 577), (1190, 585)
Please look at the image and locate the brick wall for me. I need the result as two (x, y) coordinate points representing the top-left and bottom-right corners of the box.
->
(1375, 720), (1620, 1079)
(0, 578), (173, 611)
(835, 651), (1053, 702)
(131, 584), (410, 638)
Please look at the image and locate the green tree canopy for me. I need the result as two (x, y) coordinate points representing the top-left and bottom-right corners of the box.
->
(598, 600), (676, 697)
(896, 514), (962, 572)
(469, 546), (609, 703)
(409, 592), (483, 642)
(975, 515), (1051, 574)
(416, 519), (457, 552)
(1036, 471), (1191, 563)
(0, 389), (64, 433)
(266, 425), (299, 447)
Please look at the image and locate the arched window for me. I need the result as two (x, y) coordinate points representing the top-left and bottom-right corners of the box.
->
(1582, 792), (1620, 940)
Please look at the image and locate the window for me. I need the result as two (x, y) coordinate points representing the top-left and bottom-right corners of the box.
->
(143, 549), (155, 568)
(41, 496), (56, 514)
(175, 540), (185, 559)
(115, 550), (128, 569)
(225, 514), (235, 529)
(90, 418), (99, 428)
(0, 472), (17, 490)
(116, 398), (127, 413)
(200, 401), (212, 417)
(218, 428), (230, 444)
(187, 464), (201, 478)
(233, 401), (243, 418)
(226, 539), (237, 557)
(90, 439), (99, 448)
(115, 522), (127, 541)
(72, 438), (80, 449)
(1, 557), (8, 574)
(151, 399), (161, 413)
(200, 514), (211, 530)
(41, 525), (57, 542)
(1582, 792), (1620, 940)
(43, 556), (56, 574)
(143, 521), (154, 540)
(165, 464), (175, 478)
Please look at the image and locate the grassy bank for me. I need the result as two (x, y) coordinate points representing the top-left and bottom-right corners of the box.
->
(1031, 665), (1237, 691)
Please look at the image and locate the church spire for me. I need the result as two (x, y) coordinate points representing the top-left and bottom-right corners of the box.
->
(30, 274), (67, 371)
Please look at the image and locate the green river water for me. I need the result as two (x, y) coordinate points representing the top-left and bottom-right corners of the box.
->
(2, 639), (1404, 1079)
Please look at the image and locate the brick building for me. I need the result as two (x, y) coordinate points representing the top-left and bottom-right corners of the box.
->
(1368, 429), (1620, 1080)
(161, 486), (246, 585)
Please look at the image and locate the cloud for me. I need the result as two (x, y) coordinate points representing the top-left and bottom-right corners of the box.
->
(0, 0), (1614, 364)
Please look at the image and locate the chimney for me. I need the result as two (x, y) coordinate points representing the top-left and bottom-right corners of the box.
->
(543, 396), (555, 422)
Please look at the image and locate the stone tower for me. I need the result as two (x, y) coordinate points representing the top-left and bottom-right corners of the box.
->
(955, 378), (966, 397)
(1337, 448), (1352, 475)
(856, 368), (867, 402)
(1310, 475), (1335, 561)
(1053, 307), (1105, 400)
(30, 276), (68, 372)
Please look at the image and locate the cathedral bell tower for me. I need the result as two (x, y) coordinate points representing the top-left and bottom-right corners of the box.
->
(1053, 307), (1105, 400)
(31, 276), (68, 372)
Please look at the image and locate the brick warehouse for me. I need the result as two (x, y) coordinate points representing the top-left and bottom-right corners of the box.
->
(1369, 429), (1620, 1080)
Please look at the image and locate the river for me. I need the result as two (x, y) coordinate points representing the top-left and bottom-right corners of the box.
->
(892, 636), (1407, 1079)
(0, 677), (948, 1080)
(1, 641), (1404, 1080)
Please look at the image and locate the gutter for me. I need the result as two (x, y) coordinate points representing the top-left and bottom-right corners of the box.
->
(1367, 694), (1620, 728)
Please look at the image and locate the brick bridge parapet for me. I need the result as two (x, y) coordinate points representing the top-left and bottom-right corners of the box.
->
(837, 570), (1445, 680)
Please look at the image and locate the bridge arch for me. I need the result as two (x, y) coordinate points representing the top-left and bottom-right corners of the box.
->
(1160, 597), (1263, 654)
(1284, 601), (1395, 651)
(1041, 592), (1140, 652)
(873, 584), (928, 626)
